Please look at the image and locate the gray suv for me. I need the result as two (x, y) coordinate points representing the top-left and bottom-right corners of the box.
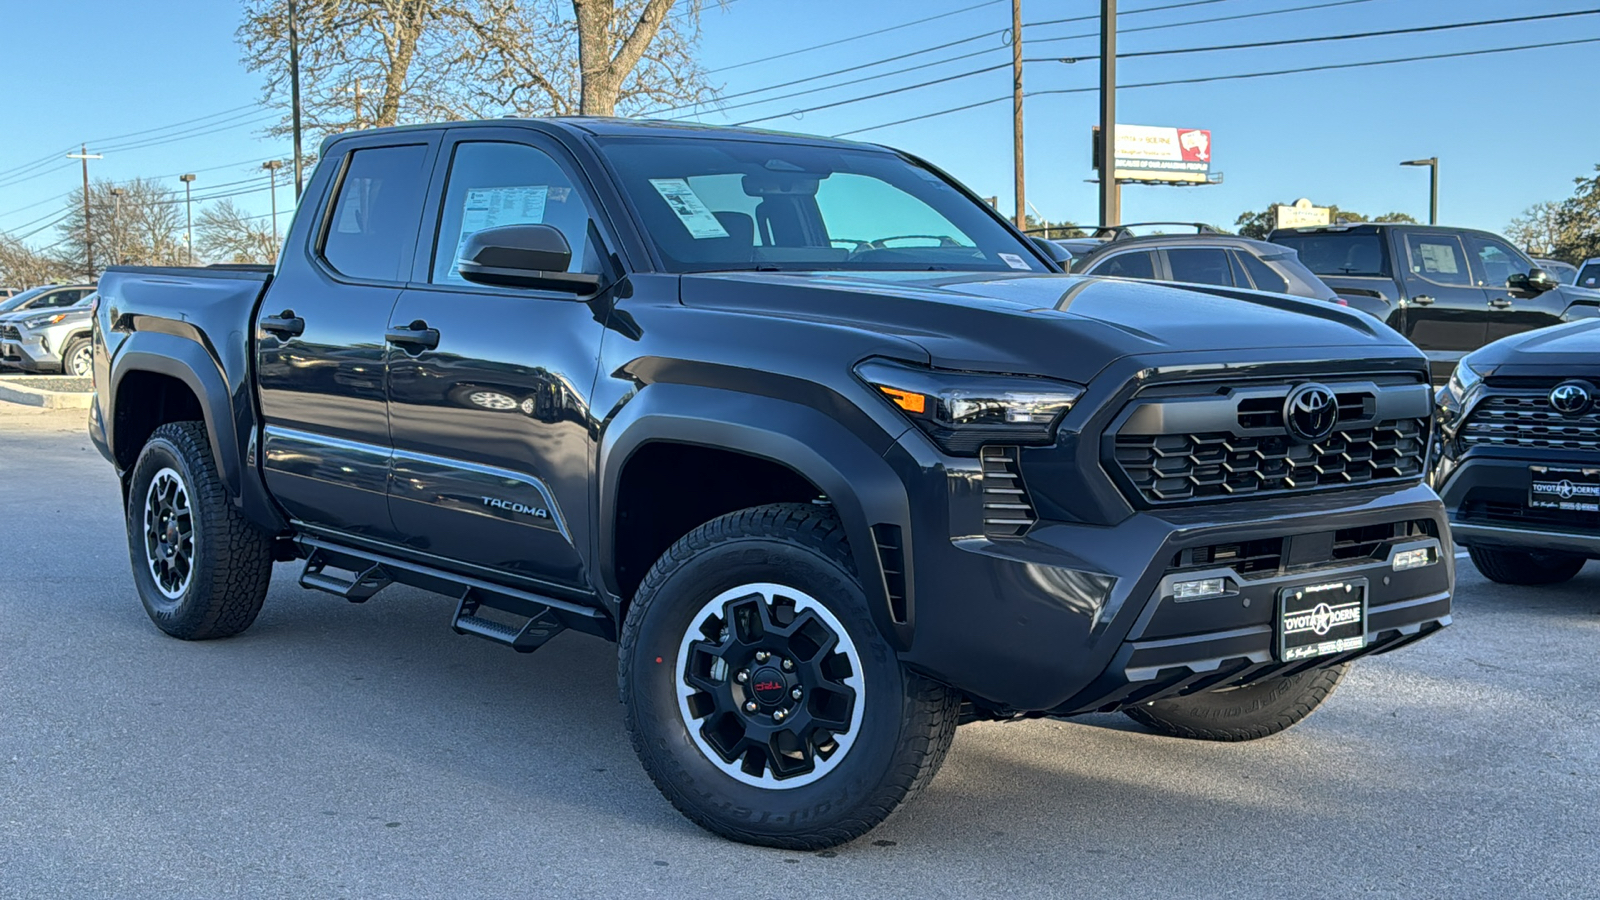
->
(1068, 224), (1343, 304)
(0, 291), (97, 375)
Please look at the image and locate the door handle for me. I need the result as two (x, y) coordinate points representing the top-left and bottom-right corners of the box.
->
(386, 321), (440, 350)
(1489, 298), (1514, 309)
(1410, 295), (1434, 306)
(259, 312), (305, 338)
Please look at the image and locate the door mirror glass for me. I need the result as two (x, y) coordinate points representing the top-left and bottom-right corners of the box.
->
(1520, 267), (1558, 292)
(457, 224), (600, 294)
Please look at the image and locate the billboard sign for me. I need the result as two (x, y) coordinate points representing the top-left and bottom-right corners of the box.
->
(1106, 125), (1212, 184)
(1274, 198), (1332, 229)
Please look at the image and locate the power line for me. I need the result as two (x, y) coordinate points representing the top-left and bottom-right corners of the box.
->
(706, 0), (1004, 74)
(1026, 0), (1231, 30)
(1030, 0), (1380, 49)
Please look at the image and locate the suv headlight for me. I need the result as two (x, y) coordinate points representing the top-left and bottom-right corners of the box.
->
(22, 312), (68, 329)
(1438, 357), (1482, 412)
(856, 359), (1084, 455)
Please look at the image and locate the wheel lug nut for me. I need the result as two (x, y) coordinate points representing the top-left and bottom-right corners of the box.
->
(781, 658), (794, 671)
(754, 650), (770, 662)
(772, 709), (787, 722)
(735, 669), (748, 683)
(744, 701), (758, 713)
(791, 687), (803, 700)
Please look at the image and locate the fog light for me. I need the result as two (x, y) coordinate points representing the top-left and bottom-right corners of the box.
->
(1172, 577), (1227, 601)
(1393, 547), (1436, 571)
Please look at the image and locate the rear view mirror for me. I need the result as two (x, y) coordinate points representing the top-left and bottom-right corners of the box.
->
(457, 224), (601, 295)
(1522, 267), (1558, 292)
(1030, 237), (1073, 268)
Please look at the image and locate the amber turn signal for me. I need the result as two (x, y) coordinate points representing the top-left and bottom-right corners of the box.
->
(877, 385), (926, 415)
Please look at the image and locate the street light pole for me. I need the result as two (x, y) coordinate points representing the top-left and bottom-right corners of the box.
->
(263, 160), (284, 259)
(1097, 0), (1119, 228)
(67, 145), (103, 277)
(1401, 157), (1439, 225)
(179, 174), (197, 264)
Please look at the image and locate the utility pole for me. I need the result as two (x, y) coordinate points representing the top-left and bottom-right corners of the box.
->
(263, 160), (284, 258)
(1010, 0), (1026, 230)
(179, 174), (197, 265)
(1097, 0), (1119, 228)
(288, 0), (304, 200)
(346, 82), (365, 129)
(109, 188), (125, 267)
(67, 145), (103, 277)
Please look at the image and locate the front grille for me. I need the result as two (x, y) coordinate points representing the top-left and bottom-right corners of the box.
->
(0, 325), (18, 341)
(1459, 392), (1600, 452)
(1115, 420), (1426, 503)
(980, 446), (1036, 538)
(1166, 519), (1435, 579)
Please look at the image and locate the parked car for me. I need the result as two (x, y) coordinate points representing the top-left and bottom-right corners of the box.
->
(0, 291), (97, 374)
(0, 287), (21, 301)
(1434, 318), (1598, 585)
(1577, 257), (1600, 289)
(1268, 224), (1600, 382)
(1070, 224), (1346, 304)
(0, 283), (95, 317)
(91, 118), (1452, 849)
(1534, 258), (1578, 285)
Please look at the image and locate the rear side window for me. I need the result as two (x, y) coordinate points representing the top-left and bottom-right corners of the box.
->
(322, 145), (430, 282)
(1238, 251), (1289, 293)
(1273, 234), (1390, 277)
(1579, 263), (1600, 289)
(1166, 248), (1233, 286)
(1089, 251), (1155, 279)
(1403, 233), (1472, 287)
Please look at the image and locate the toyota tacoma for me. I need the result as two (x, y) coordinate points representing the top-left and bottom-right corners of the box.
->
(89, 118), (1453, 848)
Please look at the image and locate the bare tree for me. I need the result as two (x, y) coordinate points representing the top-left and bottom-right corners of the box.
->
(196, 199), (282, 265)
(54, 178), (186, 275)
(238, 0), (714, 144)
(0, 234), (75, 287)
(1506, 200), (1571, 258)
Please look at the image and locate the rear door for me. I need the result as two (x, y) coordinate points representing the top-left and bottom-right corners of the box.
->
(383, 127), (613, 588)
(254, 136), (437, 539)
(1466, 233), (1566, 344)
(1395, 230), (1488, 380)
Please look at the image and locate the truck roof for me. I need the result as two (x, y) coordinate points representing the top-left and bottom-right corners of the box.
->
(319, 116), (887, 154)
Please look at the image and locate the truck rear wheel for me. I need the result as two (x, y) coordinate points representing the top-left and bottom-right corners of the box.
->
(126, 421), (274, 640)
(1123, 664), (1347, 742)
(1467, 546), (1586, 585)
(619, 503), (958, 849)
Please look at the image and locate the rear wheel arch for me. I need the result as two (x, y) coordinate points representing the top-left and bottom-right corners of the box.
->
(109, 335), (240, 500)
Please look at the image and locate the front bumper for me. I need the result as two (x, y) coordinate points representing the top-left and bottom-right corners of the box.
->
(893, 464), (1453, 713)
(0, 332), (62, 373)
(1438, 451), (1600, 559)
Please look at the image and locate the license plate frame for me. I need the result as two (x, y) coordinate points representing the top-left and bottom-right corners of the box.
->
(1528, 465), (1600, 513)
(1277, 579), (1367, 663)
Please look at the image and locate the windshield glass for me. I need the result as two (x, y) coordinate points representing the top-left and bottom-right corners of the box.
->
(0, 286), (53, 314)
(1272, 233), (1390, 277)
(596, 136), (1048, 274)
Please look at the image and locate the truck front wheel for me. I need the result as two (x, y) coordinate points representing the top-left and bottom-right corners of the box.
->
(1123, 664), (1347, 742)
(1467, 546), (1586, 585)
(620, 503), (958, 849)
(126, 421), (273, 640)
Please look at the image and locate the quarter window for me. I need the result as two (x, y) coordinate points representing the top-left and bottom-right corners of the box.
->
(431, 142), (595, 285)
(1403, 233), (1472, 287)
(1238, 251), (1289, 293)
(1090, 251), (1155, 279)
(1165, 248), (1233, 286)
(321, 145), (431, 282)
(1578, 263), (1600, 288)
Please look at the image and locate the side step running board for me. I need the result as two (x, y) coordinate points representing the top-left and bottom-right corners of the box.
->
(299, 548), (392, 602)
(452, 588), (567, 653)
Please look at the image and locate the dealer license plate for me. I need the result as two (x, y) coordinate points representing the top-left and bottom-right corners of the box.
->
(1278, 580), (1367, 662)
(1529, 465), (1600, 513)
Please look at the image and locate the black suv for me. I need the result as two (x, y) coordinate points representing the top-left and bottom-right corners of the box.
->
(1435, 319), (1599, 584)
(1269, 224), (1600, 382)
(1069, 224), (1343, 303)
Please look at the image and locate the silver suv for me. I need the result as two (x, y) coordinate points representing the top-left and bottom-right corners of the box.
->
(0, 291), (97, 375)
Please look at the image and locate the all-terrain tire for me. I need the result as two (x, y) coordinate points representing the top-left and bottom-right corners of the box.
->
(126, 421), (273, 640)
(619, 503), (959, 849)
(1123, 664), (1348, 742)
(1467, 546), (1586, 585)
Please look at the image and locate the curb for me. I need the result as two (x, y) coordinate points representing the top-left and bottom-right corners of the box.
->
(0, 378), (93, 410)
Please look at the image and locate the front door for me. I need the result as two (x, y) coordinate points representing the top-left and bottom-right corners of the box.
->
(1395, 230), (1488, 381)
(1466, 233), (1568, 344)
(384, 130), (612, 588)
(255, 139), (435, 538)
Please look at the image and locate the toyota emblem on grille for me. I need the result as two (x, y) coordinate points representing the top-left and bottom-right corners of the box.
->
(1549, 381), (1594, 417)
(1284, 383), (1339, 442)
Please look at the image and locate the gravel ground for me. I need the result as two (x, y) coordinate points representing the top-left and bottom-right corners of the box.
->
(0, 376), (92, 392)
(2, 406), (1597, 900)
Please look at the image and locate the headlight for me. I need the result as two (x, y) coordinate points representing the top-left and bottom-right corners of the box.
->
(22, 313), (67, 329)
(856, 359), (1084, 454)
(1440, 357), (1482, 409)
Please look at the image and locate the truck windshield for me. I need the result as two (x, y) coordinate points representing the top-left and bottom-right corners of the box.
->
(1272, 233), (1391, 278)
(596, 136), (1048, 274)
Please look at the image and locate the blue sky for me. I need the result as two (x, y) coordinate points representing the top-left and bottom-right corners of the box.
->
(2, 0), (1597, 245)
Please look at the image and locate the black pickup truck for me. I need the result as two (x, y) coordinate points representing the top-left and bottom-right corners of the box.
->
(1268, 223), (1600, 382)
(90, 118), (1452, 849)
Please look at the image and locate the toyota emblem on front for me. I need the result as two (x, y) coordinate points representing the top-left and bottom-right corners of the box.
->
(1549, 381), (1594, 417)
(1284, 383), (1339, 443)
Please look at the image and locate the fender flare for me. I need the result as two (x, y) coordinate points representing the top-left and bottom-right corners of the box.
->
(108, 331), (242, 499)
(597, 383), (915, 649)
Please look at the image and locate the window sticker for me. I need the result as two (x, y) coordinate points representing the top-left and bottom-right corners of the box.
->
(448, 185), (550, 283)
(998, 252), (1030, 270)
(1416, 242), (1459, 275)
(649, 178), (730, 239)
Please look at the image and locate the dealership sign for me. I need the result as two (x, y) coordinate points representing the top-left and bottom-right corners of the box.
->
(1094, 125), (1213, 184)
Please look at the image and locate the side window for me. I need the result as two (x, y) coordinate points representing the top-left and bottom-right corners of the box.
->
(432, 142), (595, 285)
(1403, 233), (1472, 287)
(1579, 263), (1600, 289)
(1238, 251), (1289, 293)
(1090, 251), (1155, 279)
(39, 290), (80, 308)
(1165, 248), (1233, 286)
(1463, 235), (1531, 287)
(321, 145), (430, 282)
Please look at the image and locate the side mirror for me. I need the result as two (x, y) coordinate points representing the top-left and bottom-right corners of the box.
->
(1030, 236), (1073, 268)
(1522, 267), (1558, 292)
(457, 224), (601, 295)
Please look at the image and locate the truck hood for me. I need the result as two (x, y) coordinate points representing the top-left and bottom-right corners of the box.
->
(1467, 318), (1600, 374)
(680, 271), (1412, 380)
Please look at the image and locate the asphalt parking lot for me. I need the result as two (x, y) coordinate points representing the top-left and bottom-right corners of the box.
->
(2, 404), (1598, 900)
